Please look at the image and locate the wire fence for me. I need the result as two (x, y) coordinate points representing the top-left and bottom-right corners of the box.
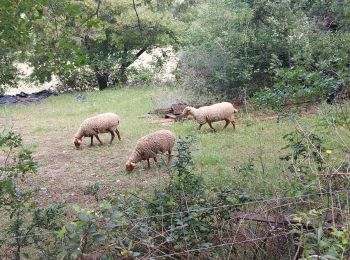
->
(126, 188), (350, 222)
(152, 232), (290, 259)
(1, 189), (349, 236)
(1, 189), (349, 259)
(0, 188), (343, 238)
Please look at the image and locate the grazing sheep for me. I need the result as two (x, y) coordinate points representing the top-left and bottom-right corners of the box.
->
(74, 112), (121, 149)
(125, 130), (176, 172)
(182, 102), (238, 131)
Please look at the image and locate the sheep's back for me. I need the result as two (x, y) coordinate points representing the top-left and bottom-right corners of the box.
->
(80, 113), (119, 136)
(135, 130), (176, 159)
(200, 102), (235, 122)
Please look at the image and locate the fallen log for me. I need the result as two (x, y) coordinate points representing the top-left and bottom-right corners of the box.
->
(165, 113), (178, 119)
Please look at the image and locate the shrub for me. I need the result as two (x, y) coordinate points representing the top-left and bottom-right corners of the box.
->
(126, 66), (155, 86)
(58, 67), (99, 92)
(291, 209), (350, 259)
(180, 0), (350, 104)
(0, 129), (65, 259)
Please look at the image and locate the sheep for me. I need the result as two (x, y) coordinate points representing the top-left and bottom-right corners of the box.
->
(182, 102), (238, 132)
(125, 130), (176, 172)
(74, 112), (121, 149)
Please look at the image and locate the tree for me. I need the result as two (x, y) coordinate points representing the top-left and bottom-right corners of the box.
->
(179, 0), (309, 99)
(179, 0), (350, 103)
(0, 0), (186, 92)
(27, 0), (182, 90)
(0, 0), (46, 93)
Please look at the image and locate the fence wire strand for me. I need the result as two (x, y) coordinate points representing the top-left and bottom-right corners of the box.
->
(152, 232), (290, 259)
(1, 189), (349, 242)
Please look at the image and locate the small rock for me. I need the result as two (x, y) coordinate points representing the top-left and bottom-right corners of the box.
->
(75, 94), (87, 102)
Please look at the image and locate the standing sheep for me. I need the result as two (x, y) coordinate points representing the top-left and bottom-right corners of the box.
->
(125, 130), (176, 172)
(182, 102), (238, 132)
(74, 112), (121, 149)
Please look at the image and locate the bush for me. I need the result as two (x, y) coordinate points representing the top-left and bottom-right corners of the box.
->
(58, 67), (99, 92)
(179, 0), (350, 104)
(0, 129), (65, 259)
(179, 0), (309, 100)
(126, 66), (155, 86)
(252, 32), (350, 109)
(291, 209), (350, 259)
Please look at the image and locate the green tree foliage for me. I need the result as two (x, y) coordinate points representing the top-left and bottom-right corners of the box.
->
(1, 0), (187, 92)
(179, 0), (350, 104)
(27, 0), (183, 90)
(0, 0), (46, 93)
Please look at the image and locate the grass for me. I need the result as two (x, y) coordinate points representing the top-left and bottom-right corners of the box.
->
(1, 86), (350, 207)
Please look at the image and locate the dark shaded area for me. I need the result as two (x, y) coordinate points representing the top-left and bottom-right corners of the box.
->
(95, 72), (109, 90)
(0, 90), (57, 105)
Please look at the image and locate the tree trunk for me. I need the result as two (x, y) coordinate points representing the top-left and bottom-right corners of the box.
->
(95, 72), (109, 90)
(118, 65), (128, 84)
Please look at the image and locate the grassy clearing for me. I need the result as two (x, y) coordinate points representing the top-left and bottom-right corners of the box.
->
(1, 87), (349, 207)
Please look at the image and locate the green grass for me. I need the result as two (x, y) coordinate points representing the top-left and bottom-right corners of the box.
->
(1, 87), (350, 207)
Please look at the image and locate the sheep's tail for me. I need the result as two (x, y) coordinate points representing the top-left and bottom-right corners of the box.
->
(228, 102), (238, 113)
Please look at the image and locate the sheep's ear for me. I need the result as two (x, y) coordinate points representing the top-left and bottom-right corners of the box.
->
(73, 138), (82, 148)
(74, 138), (82, 144)
(125, 162), (135, 172)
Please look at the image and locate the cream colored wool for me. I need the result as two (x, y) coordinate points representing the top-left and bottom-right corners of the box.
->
(126, 130), (176, 172)
(182, 102), (238, 131)
(74, 112), (121, 148)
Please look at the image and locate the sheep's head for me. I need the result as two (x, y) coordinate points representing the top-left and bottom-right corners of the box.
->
(125, 161), (136, 172)
(182, 107), (193, 116)
(74, 137), (82, 149)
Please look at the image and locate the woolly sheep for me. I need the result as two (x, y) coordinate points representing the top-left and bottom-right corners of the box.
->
(125, 129), (176, 172)
(182, 102), (238, 131)
(74, 112), (121, 149)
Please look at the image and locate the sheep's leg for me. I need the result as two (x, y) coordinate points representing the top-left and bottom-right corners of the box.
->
(167, 150), (172, 165)
(90, 136), (94, 146)
(109, 130), (115, 144)
(115, 129), (121, 141)
(154, 157), (161, 168)
(94, 134), (103, 145)
(223, 119), (230, 129)
(147, 159), (151, 168)
(207, 121), (216, 132)
(198, 124), (203, 130)
(231, 120), (236, 130)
